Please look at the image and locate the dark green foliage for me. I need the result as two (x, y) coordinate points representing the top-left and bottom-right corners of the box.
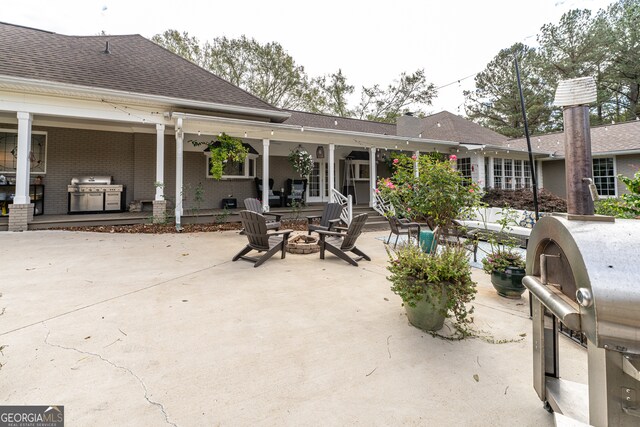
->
(480, 188), (567, 213)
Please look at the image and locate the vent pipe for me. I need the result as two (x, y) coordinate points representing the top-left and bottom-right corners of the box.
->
(104, 41), (111, 54)
(553, 77), (597, 215)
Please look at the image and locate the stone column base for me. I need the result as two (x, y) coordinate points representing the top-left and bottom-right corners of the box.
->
(8, 203), (34, 232)
(152, 200), (168, 224)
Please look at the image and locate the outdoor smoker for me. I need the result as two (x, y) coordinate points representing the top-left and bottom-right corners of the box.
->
(523, 77), (640, 426)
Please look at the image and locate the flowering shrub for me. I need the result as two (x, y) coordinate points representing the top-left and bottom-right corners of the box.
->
(376, 153), (481, 228)
(288, 147), (314, 178)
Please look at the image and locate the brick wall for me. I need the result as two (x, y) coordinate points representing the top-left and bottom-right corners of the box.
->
(9, 125), (336, 214)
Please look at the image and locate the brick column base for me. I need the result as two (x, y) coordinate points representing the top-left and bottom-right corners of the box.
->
(152, 200), (168, 224)
(8, 203), (34, 232)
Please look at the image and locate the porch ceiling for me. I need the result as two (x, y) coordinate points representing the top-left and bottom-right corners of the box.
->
(173, 112), (459, 152)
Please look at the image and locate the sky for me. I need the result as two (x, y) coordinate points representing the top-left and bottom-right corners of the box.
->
(2, 0), (615, 116)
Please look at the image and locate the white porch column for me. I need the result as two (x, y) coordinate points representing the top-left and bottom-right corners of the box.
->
(175, 118), (184, 228)
(369, 147), (377, 207)
(414, 150), (420, 178)
(262, 139), (270, 212)
(328, 143), (335, 197)
(13, 112), (33, 205)
(476, 153), (486, 189)
(536, 160), (543, 189)
(155, 123), (165, 201)
(488, 156), (495, 188)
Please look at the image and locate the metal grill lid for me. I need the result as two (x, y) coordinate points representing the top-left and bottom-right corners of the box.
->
(70, 176), (112, 185)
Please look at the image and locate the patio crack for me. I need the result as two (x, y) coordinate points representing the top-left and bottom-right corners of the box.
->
(43, 327), (178, 427)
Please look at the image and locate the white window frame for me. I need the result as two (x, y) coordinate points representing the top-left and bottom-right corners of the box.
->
(456, 157), (472, 184)
(0, 128), (48, 174)
(592, 156), (617, 197)
(205, 153), (258, 179)
(351, 160), (371, 181)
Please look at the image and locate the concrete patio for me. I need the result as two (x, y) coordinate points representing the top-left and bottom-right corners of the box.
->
(0, 230), (587, 426)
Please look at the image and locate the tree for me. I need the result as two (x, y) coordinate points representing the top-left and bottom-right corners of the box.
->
(201, 35), (314, 109)
(354, 69), (437, 123)
(536, 9), (612, 124)
(602, 0), (640, 120)
(464, 43), (554, 137)
(151, 29), (203, 65)
(307, 69), (354, 117)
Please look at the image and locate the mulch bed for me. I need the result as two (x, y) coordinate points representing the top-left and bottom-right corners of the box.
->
(49, 219), (310, 234)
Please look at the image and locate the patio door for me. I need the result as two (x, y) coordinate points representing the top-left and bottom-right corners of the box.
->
(307, 161), (329, 203)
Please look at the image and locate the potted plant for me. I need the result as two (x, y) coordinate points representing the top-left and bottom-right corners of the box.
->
(387, 243), (476, 337)
(480, 208), (527, 298)
(288, 145), (313, 178)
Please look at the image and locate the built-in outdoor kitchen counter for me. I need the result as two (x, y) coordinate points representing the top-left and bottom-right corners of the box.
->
(67, 176), (125, 214)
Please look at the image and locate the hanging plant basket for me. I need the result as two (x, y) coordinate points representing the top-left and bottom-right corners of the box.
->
(190, 133), (248, 180)
(288, 146), (313, 178)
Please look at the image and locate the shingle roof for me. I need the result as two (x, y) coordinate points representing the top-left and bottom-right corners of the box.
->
(282, 110), (396, 135)
(507, 120), (640, 156)
(0, 22), (281, 115)
(418, 111), (509, 145)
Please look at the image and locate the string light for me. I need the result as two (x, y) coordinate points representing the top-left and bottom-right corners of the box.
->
(395, 145), (398, 149)
(334, 120), (338, 126)
(406, 140), (409, 145)
(270, 130), (274, 136)
(197, 131), (201, 136)
(244, 132), (247, 138)
(301, 126), (304, 132)
(418, 133), (422, 138)
(437, 122), (441, 128)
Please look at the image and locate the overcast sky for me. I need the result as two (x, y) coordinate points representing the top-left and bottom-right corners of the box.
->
(3, 0), (614, 116)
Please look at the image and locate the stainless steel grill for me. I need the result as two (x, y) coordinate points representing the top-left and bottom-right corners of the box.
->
(67, 176), (124, 213)
(523, 77), (640, 426)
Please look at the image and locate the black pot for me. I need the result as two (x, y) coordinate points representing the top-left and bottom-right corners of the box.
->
(490, 266), (526, 299)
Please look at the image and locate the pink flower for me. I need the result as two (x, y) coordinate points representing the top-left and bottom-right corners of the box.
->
(411, 155), (417, 160)
(375, 188), (380, 193)
(407, 208), (411, 212)
(469, 188), (475, 193)
(393, 158), (399, 164)
(449, 155), (457, 161)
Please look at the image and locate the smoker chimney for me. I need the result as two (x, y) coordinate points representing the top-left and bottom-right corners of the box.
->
(553, 77), (597, 216)
(104, 41), (111, 54)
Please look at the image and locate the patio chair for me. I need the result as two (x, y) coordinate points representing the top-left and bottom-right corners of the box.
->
(437, 219), (478, 262)
(285, 178), (307, 206)
(386, 216), (421, 248)
(233, 210), (293, 267)
(243, 198), (281, 231)
(255, 178), (282, 207)
(307, 203), (343, 235)
(317, 213), (371, 267)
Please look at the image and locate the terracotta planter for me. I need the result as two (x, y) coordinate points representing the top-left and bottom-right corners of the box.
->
(404, 284), (448, 332)
(491, 267), (526, 299)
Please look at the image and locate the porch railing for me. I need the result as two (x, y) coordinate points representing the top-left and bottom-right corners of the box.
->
(331, 188), (352, 225)
(373, 193), (395, 217)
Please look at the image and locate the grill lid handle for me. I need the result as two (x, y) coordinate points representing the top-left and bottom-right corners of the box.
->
(522, 275), (581, 331)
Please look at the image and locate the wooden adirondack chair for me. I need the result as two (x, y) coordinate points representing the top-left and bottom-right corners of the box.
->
(316, 213), (371, 267)
(243, 198), (281, 231)
(307, 203), (343, 235)
(233, 210), (292, 267)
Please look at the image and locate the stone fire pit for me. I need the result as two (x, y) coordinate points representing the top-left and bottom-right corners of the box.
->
(287, 234), (320, 254)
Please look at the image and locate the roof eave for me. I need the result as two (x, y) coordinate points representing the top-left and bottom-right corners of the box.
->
(0, 74), (291, 122)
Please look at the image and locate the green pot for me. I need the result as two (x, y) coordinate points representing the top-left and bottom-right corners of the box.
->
(491, 267), (526, 299)
(404, 284), (447, 332)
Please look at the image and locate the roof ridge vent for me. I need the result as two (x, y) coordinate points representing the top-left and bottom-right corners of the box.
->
(104, 41), (110, 54)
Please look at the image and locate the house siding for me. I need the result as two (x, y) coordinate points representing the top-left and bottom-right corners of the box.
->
(541, 160), (567, 198)
(616, 154), (640, 196)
